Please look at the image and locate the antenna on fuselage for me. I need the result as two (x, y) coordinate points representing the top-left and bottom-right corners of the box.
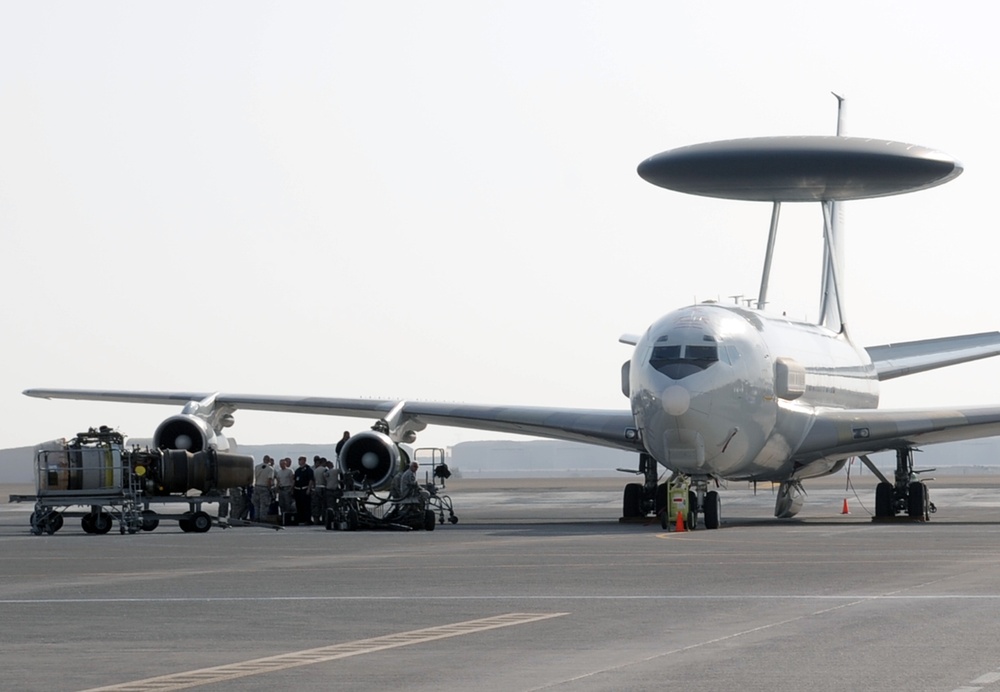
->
(818, 93), (848, 334)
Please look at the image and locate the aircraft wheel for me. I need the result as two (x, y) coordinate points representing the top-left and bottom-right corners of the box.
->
(875, 482), (893, 518)
(424, 509), (436, 531)
(190, 511), (212, 533)
(141, 511), (160, 532)
(687, 491), (698, 530)
(654, 483), (669, 516)
(622, 483), (643, 518)
(908, 482), (928, 520)
(91, 512), (113, 535)
(704, 491), (721, 530)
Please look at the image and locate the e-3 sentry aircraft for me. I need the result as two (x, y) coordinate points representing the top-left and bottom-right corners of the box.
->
(25, 105), (1000, 528)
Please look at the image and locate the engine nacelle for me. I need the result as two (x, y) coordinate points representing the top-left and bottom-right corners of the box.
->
(774, 481), (805, 519)
(155, 448), (254, 494)
(154, 415), (229, 452)
(338, 430), (408, 491)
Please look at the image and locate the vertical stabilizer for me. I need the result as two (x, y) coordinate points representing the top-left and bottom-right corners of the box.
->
(818, 94), (847, 334)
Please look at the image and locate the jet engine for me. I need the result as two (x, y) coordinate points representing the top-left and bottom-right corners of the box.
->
(338, 430), (409, 491)
(154, 415), (220, 452)
(774, 481), (804, 518)
(152, 448), (253, 495)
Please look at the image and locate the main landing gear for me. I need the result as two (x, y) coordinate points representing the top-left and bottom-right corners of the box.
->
(861, 448), (936, 521)
(620, 455), (719, 529)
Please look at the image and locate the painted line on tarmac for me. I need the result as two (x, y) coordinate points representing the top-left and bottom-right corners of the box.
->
(5, 594), (1000, 605)
(78, 612), (567, 692)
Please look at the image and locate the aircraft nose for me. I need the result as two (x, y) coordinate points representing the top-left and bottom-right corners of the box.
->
(661, 384), (690, 416)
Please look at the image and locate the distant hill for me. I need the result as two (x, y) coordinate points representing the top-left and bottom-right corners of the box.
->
(2, 437), (998, 486)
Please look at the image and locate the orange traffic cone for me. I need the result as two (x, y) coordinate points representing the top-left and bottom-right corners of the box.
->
(841, 498), (850, 514)
(675, 510), (686, 532)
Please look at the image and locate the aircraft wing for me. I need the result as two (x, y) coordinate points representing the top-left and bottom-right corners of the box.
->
(865, 332), (1000, 380)
(794, 404), (1000, 462)
(22, 389), (642, 452)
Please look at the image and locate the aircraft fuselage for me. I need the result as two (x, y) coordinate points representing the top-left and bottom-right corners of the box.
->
(630, 303), (879, 482)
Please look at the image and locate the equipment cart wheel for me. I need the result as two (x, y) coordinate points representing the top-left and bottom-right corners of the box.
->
(449, 515), (458, 524)
(141, 511), (160, 532)
(91, 512), (113, 535)
(81, 513), (95, 534)
(178, 516), (194, 532)
(345, 506), (359, 531)
(190, 511), (212, 533)
(423, 509), (436, 531)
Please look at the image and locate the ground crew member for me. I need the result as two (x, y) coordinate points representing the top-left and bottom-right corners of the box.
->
(253, 455), (276, 522)
(227, 484), (245, 522)
(293, 456), (314, 524)
(335, 431), (350, 460)
(275, 457), (295, 521)
(312, 457), (329, 524)
(399, 461), (429, 505)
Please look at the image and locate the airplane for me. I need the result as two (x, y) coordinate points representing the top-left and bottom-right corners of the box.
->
(24, 101), (1000, 528)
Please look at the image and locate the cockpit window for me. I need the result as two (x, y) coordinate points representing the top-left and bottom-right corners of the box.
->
(649, 339), (719, 379)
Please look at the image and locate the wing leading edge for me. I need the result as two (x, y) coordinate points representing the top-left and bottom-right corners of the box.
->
(795, 404), (1000, 463)
(22, 389), (642, 452)
(865, 332), (1000, 380)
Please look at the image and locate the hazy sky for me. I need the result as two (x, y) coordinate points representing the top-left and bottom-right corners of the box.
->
(2, 2), (999, 451)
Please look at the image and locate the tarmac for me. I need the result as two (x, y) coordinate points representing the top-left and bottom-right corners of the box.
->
(3, 474), (1000, 692)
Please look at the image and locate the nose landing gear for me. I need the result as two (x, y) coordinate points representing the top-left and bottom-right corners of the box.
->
(619, 455), (720, 529)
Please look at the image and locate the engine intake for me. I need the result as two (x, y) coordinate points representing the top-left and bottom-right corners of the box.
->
(338, 431), (407, 490)
(154, 415), (211, 452)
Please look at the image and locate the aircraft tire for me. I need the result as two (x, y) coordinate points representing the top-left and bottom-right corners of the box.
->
(623, 483), (643, 518)
(687, 491), (698, 530)
(875, 482), (893, 518)
(654, 483), (669, 515)
(704, 491), (721, 530)
(908, 482), (928, 520)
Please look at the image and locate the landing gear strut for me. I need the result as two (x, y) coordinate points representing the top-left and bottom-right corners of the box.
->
(862, 448), (935, 521)
(621, 454), (659, 518)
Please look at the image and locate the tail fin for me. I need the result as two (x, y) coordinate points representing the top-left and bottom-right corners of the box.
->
(818, 93), (847, 334)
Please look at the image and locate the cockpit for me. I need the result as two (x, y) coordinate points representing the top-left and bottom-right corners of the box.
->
(649, 334), (721, 380)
